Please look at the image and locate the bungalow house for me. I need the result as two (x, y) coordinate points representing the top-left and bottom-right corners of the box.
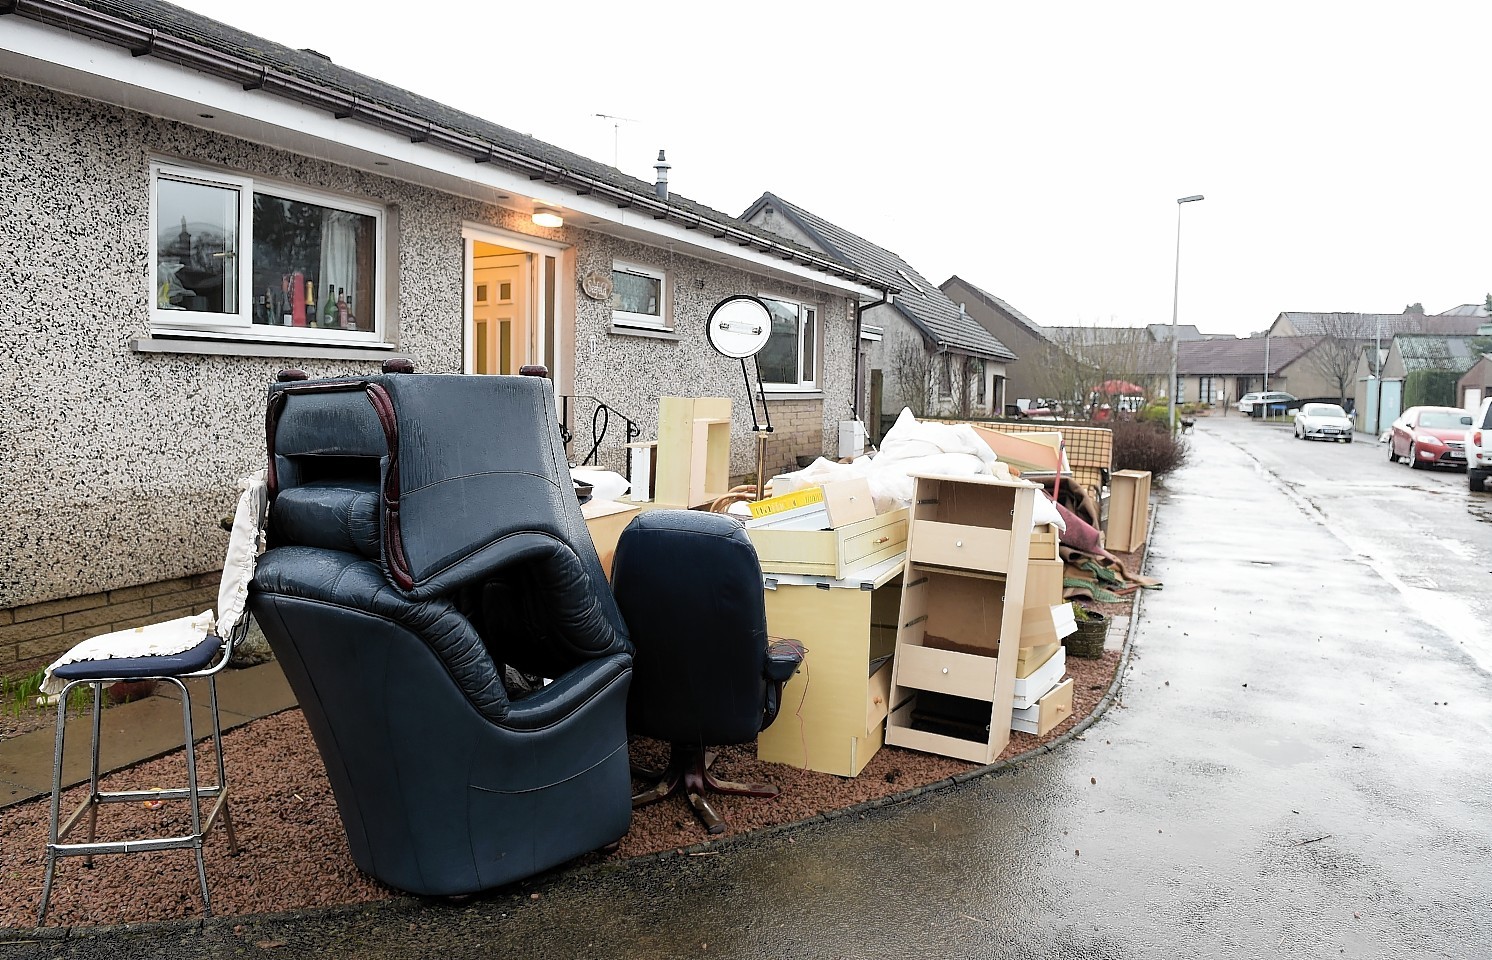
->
(939, 275), (1049, 412)
(740, 194), (1015, 441)
(1174, 336), (1323, 408)
(0, 2), (893, 668)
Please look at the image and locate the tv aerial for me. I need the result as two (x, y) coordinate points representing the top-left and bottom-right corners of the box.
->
(705, 295), (775, 500)
(592, 113), (638, 169)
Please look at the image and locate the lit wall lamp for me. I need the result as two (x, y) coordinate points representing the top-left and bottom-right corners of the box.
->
(532, 206), (564, 228)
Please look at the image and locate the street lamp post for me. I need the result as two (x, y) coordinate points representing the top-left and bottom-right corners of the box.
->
(1169, 194), (1205, 433)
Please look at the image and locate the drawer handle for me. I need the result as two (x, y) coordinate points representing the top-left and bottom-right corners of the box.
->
(941, 667), (949, 674)
(955, 540), (963, 548)
(873, 536), (889, 545)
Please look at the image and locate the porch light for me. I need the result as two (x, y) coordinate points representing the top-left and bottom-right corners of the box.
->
(532, 206), (564, 228)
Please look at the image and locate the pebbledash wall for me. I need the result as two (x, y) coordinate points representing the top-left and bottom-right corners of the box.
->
(0, 78), (855, 668)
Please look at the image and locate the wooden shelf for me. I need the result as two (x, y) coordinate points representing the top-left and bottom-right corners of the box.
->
(884, 474), (1037, 764)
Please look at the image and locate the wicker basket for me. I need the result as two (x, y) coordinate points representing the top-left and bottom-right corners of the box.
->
(1064, 612), (1109, 658)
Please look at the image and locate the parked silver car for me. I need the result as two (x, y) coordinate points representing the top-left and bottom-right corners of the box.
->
(1293, 402), (1353, 442)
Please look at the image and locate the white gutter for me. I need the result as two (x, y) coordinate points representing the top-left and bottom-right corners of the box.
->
(0, 1), (887, 299)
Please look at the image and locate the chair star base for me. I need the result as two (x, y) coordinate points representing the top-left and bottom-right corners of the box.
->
(631, 744), (780, 835)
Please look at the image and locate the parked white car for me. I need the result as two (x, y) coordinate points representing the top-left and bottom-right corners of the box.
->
(1293, 402), (1354, 442)
(1236, 391), (1297, 415)
(1467, 397), (1492, 492)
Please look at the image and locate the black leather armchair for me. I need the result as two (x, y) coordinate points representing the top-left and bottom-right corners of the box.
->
(249, 369), (634, 896)
(610, 510), (804, 834)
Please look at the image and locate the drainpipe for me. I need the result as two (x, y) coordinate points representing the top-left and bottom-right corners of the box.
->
(852, 288), (893, 421)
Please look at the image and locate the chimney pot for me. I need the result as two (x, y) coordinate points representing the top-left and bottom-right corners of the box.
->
(654, 149), (671, 200)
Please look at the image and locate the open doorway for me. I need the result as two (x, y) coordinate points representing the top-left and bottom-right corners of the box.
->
(471, 242), (528, 376)
(462, 226), (567, 388)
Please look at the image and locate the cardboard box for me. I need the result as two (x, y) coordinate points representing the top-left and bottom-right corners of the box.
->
(1029, 523), (1059, 560)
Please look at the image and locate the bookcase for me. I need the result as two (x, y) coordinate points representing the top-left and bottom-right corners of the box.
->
(654, 396), (731, 508)
(883, 473), (1037, 763)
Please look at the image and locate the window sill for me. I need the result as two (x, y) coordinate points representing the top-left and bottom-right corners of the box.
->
(130, 335), (399, 361)
(762, 389), (824, 401)
(608, 324), (681, 342)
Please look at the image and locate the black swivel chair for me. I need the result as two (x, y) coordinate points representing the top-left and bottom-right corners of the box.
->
(248, 368), (634, 896)
(610, 510), (804, 834)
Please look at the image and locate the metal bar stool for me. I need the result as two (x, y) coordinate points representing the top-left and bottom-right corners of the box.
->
(37, 474), (267, 924)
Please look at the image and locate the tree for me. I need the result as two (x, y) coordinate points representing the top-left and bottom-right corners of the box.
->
(1035, 325), (1164, 417)
(887, 330), (935, 417)
(1404, 302), (1426, 315)
(1302, 313), (1374, 404)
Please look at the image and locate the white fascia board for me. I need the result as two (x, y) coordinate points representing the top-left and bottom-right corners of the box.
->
(0, 21), (880, 300)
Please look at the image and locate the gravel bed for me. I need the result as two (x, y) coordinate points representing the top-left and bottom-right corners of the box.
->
(0, 649), (1120, 929)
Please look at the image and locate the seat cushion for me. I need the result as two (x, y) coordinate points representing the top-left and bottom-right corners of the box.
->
(49, 634), (226, 682)
(271, 480), (381, 558)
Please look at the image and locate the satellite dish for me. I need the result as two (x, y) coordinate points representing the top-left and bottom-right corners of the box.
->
(705, 295), (772, 359)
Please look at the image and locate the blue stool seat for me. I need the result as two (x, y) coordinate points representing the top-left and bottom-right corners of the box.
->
(49, 634), (225, 683)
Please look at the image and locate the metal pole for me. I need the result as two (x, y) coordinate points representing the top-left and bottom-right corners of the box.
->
(1170, 195), (1203, 433)
(1170, 202), (1181, 434)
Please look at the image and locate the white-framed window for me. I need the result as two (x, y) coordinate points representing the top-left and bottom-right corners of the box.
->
(149, 161), (385, 341)
(759, 295), (818, 390)
(1198, 376), (1217, 404)
(611, 261), (668, 329)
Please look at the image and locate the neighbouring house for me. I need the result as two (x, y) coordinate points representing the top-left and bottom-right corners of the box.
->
(1458, 355), (1492, 411)
(1353, 332), (1487, 432)
(1174, 336), (1325, 408)
(1380, 334), (1483, 400)
(0, 2), (894, 668)
(741, 194), (1015, 442)
(939, 275), (1050, 411)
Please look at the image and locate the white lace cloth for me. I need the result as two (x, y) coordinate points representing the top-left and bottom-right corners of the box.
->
(40, 611), (215, 696)
(40, 471), (269, 697)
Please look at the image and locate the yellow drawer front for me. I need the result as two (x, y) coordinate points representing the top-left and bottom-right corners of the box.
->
(1011, 677), (1074, 736)
(909, 521), (1013, 574)
(866, 658), (893, 731)
(841, 514), (909, 570)
(893, 642), (999, 701)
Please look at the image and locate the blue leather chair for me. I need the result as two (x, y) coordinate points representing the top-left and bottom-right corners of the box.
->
(249, 368), (633, 896)
(611, 510), (804, 834)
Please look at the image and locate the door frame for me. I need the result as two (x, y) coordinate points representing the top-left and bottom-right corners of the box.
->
(461, 223), (570, 389)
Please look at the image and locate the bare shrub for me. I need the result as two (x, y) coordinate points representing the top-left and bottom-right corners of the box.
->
(1109, 419), (1188, 479)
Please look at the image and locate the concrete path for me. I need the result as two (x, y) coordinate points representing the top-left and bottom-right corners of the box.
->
(0, 655), (296, 808)
(7, 418), (1492, 958)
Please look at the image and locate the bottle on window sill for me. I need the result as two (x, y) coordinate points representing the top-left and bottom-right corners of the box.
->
(304, 279), (316, 327)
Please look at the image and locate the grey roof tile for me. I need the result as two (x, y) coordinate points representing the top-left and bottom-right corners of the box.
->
(47, 0), (882, 288)
(743, 194), (1016, 361)
(940, 276), (1048, 342)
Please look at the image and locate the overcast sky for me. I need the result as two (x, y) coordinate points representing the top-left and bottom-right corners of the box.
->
(175, 0), (1492, 338)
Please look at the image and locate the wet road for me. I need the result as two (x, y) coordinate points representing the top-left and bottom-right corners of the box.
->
(1212, 412), (1492, 673)
(11, 416), (1492, 959)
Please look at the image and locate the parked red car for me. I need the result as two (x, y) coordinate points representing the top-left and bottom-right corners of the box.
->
(1387, 406), (1474, 469)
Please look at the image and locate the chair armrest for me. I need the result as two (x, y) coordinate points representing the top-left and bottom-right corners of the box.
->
(501, 652), (632, 732)
(763, 637), (805, 684)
